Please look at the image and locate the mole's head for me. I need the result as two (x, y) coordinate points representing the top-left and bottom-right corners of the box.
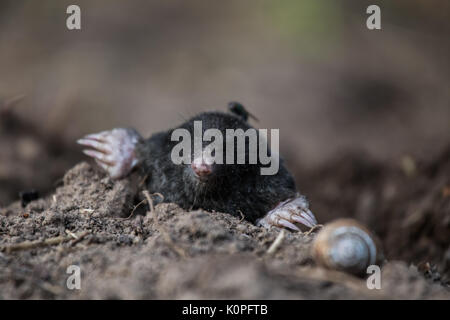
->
(178, 111), (260, 191)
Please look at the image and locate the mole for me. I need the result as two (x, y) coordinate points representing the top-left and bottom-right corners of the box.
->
(77, 102), (317, 231)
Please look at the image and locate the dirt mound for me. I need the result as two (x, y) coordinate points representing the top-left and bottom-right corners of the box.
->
(382, 148), (450, 279)
(295, 147), (450, 284)
(0, 162), (449, 299)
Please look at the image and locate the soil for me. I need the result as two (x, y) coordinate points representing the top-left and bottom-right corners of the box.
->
(296, 147), (450, 285)
(0, 128), (449, 299)
(0, 109), (449, 299)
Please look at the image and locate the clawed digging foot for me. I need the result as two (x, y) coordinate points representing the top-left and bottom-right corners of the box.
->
(257, 197), (318, 232)
(77, 128), (142, 179)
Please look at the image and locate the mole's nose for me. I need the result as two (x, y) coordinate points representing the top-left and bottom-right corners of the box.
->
(191, 157), (213, 178)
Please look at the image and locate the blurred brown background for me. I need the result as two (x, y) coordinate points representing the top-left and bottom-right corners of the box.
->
(1, 0), (449, 204)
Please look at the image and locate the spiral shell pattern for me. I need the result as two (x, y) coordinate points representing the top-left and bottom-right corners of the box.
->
(312, 219), (380, 276)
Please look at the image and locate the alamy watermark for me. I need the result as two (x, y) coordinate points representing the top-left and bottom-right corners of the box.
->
(170, 121), (280, 175)
(66, 265), (81, 290)
(66, 5), (381, 32)
(366, 264), (381, 289)
(66, 5), (81, 30)
(366, 5), (381, 30)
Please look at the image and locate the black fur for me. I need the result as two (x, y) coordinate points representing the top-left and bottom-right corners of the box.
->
(135, 111), (297, 222)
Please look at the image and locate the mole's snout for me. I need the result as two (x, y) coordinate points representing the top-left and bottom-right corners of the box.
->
(191, 156), (213, 180)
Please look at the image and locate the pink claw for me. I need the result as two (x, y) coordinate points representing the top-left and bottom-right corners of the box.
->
(77, 138), (112, 155)
(77, 128), (143, 179)
(81, 149), (115, 165)
(257, 196), (318, 231)
(277, 219), (300, 231)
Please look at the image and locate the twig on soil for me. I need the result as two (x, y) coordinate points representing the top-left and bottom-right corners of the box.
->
(143, 190), (188, 258)
(3, 236), (70, 253)
(1, 231), (90, 253)
(121, 191), (164, 220)
(65, 229), (78, 239)
(79, 208), (94, 216)
(238, 210), (245, 222)
(124, 198), (147, 220)
(267, 230), (285, 255)
(70, 230), (90, 246)
(143, 191), (164, 213)
(303, 224), (324, 236)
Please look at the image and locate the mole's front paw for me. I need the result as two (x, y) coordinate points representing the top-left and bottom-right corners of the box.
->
(77, 128), (142, 179)
(257, 196), (318, 232)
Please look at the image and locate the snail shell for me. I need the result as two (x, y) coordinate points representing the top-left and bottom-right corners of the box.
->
(312, 219), (382, 276)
